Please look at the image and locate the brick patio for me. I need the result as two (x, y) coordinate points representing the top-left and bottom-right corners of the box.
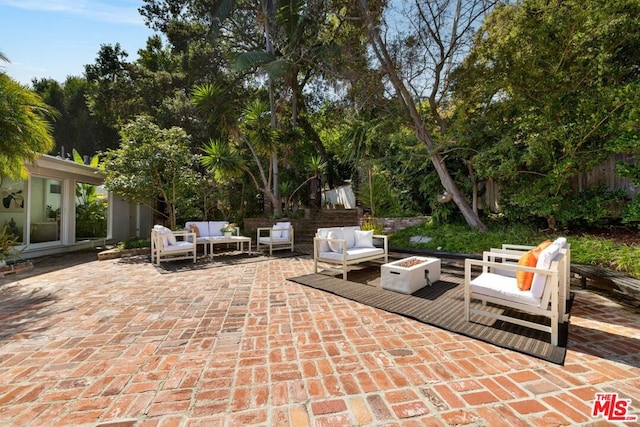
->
(0, 250), (639, 426)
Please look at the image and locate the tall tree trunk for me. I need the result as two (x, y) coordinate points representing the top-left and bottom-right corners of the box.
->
(359, 0), (488, 232)
(264, 0), (281, 215)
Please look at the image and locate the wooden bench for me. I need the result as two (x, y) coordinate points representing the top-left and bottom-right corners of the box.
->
(571, 264), (640, 306)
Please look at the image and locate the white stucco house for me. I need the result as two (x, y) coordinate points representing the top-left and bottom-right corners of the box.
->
(0, 154), (152, 259)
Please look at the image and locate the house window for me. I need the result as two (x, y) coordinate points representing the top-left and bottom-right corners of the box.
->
(75, 182), (108, 240)
(0, 177), (26, 244)
(29, 177), (62, 243)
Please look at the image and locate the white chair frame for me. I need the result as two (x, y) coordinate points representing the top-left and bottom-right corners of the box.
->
(491, 243), (571, 322)
(151, 229), (197, 266)
(256, 224), (294, 255)
(464, 248), (567, 346)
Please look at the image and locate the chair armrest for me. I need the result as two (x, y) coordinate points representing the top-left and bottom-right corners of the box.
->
(257, 227), (272, 237)
(372, 234), (388, 252)
(483, 250), (522, 262)
(314, 236), (347, 254)
(171, 230), (196, 242)
(501, 244), (535, 251)
(465, 256), (558, 277)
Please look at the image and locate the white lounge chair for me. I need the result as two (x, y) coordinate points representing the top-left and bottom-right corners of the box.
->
(489, 238), (571, 322)
(257, 221), (294, 255)
(464, 241), (568, 346)
(150, 225), (197, 266)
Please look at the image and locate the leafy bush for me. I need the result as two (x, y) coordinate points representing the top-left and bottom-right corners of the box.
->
(117, 238), (151, 250)
(390, 219), (640, 277)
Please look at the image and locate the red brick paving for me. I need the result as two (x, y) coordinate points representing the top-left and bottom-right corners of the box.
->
(0, 251), (639, 426)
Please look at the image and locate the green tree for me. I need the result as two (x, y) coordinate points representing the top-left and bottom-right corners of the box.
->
(102, 115), (202, 229)
(451, 0), (640, 228)
(0, 54), (56, 179)
(197, 94), (282, 213)
(32, 76), (118, 156)
(357, 0), (495, 231)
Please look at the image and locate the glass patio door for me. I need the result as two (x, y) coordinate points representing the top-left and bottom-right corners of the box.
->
(29, 177), (62, 243)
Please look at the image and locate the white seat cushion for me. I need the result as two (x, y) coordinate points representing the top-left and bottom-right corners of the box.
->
(470, 273), (541, 306)
(318, 247), (384, 262)
(258, 236), (290, 244)
(162, 241), (193, 252)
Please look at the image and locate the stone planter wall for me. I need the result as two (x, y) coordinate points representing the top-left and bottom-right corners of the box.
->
(364, 216), (429, 234)
(0, 260), (34, 278)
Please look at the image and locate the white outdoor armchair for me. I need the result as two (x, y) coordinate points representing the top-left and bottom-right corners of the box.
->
(464, 241), (568, 346)
(150, 225), (197, 266)
(256, 221), (294, 255)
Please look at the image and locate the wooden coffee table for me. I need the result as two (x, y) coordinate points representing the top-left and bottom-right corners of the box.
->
(197, 236), (252, 256)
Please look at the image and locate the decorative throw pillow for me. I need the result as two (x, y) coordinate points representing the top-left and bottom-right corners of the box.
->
(516, 250), (538, 290)
(515, 240), (553, 290)
(354, 229), (374, 248)
(189, 223), (200, 237)
(327, 231), (343, 253)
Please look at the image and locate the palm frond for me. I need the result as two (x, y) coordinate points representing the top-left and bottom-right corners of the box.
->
(234, 51), (278, 72)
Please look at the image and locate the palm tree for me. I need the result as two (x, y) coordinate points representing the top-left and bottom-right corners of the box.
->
(0, 53), (56, 179)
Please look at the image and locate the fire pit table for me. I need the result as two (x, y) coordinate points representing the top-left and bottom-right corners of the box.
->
(381, 256), (441, 294)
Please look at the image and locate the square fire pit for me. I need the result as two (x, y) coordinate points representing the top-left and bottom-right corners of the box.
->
(381, 256), (441, 294)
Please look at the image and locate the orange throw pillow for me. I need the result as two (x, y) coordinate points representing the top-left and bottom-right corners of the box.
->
(516, 250), (538, 290)
(515, 240), (553, 290)
(189, 224), (200, 237)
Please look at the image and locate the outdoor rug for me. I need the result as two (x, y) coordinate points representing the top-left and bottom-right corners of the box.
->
(143, 251), (306, 274)
(288, 266), (571, 365)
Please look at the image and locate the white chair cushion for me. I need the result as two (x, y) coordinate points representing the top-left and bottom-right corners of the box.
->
(341, 226), (358, 249)
(318, 247), (384, 262)
(154, 225), (176, 246)
(209, 221), (228, 237)
(316, 228), (338, 252)
(274, 222), (291, 239)
(162, 241), (193, 252)
(354, 229), (374, 248)
(186, 221), (210, 237)
(470, 273), (541, 306)
(327, 231), (343, 253)
(258, 236), (290, 244)
(553, 237), (567, 248)
(531, 244), (560, 299)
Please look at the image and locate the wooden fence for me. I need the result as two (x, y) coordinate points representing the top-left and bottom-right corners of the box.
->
(480, 154), (637, 212)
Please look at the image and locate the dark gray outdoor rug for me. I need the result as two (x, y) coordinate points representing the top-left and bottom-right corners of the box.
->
(288, 266), (571, 365)
(147, 251), (305, 274)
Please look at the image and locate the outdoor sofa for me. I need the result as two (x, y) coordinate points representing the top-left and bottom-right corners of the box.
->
(314, 226), (388, 280)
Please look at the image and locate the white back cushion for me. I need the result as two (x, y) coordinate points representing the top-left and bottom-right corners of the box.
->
(154, 225), (176, 246)
(354, 229), (374, 248)
(186, 221), (210, 237)
(553, 237), (567, 248)
(316, 228), (337, 252)
(275, 222), (291, 239)
(341, 227), (358, 249)
(531, 244), (560, 299)
(209, 221), (228, 237)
